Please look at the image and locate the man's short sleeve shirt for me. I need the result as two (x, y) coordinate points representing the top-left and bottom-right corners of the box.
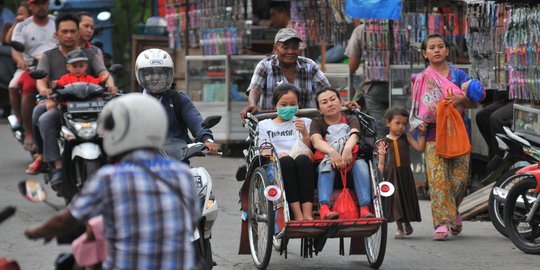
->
(12, 15), (57, 65)
(246, 54), (330, 110)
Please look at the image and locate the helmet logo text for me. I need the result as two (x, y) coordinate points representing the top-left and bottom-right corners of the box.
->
(149, 59), (163, 65)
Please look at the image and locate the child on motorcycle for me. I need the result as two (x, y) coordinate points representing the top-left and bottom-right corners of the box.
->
(54, 49), (104, 88)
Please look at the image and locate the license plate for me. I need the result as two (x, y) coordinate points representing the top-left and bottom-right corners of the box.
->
(194, 175), (203, 188)
(67, 100), (105, 112)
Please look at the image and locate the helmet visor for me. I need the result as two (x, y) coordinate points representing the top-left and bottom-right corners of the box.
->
(138, 67), (173, 94)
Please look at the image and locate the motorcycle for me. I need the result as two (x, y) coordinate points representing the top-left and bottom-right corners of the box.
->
(31, 69), (111, 203)
(160, 115), (222, 270)
(487, 126), (540, 237)
(502, 163), (540, 254)
(6, 41), (38, 158)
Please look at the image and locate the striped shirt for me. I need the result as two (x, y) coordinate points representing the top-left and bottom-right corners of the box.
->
(37, 47), (106, 81)
(69, 150), (199, 270)
(246, 54), (330, 110)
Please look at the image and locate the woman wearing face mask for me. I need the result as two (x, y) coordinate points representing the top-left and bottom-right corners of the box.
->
(257, 83), (314, 220)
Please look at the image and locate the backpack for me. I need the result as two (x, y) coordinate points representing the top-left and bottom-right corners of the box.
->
(168, 84), (188, 131)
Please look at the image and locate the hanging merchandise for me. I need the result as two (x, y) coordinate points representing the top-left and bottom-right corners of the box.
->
(345, 0), (402, 20)
(290, 0), (354, 47)
(466, 1), (507, 91)
(165, 0), (247, 55)
(503, 5), (540, 100)
(363, 19), (391, 81)
(465, 1), (540, 100)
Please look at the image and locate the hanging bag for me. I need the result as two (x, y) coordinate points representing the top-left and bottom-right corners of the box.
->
(435, 101), (471, 158)
(290, 131), (313, 160)
(71, 216), (107, 267)
(332, 170), (359, 219)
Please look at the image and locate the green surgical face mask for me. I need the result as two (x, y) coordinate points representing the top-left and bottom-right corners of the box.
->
(277, 106), (298, 121)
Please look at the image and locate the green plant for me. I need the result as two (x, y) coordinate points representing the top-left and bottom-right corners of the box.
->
(111, 0), (152, 91)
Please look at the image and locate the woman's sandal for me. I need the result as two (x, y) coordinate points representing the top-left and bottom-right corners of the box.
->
(395, 229), (405, 239)
(451, 213), (463, 236)
(25, 157), (42, 175)
(404, 223), (414, 236)
(433, 226), (449, 241)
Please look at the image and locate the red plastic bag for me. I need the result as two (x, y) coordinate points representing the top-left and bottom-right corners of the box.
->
(435, 102), (471, 158)
(332, 170), (359, 219)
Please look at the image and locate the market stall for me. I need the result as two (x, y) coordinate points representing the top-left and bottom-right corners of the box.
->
(163, 0), (360, 147)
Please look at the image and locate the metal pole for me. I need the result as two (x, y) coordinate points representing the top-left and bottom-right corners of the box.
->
(185, 0), (189, 56)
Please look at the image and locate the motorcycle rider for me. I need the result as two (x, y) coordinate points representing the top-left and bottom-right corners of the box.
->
(25, 93), (200, 270)
(135, 48), (219, 157)
(8, 0), (56, 153)
(30, 13), (116, 191)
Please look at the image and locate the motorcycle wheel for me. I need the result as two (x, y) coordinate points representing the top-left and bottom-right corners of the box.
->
(503, 176), (540, 254)
(487, 168), (525, 237)
(73, 157), (100, 190)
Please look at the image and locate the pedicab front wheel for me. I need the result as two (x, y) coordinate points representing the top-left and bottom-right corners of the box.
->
(247, 167), (274, 269)
(365, 220), (387, 268)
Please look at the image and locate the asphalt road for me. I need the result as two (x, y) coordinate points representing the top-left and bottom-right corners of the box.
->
(0, 119), (538, 270)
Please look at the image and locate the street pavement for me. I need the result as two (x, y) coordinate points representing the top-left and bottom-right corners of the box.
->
(0, 119), (538, 269)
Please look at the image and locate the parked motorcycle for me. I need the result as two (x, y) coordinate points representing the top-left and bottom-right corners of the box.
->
(487, 126), (540, 237)
(502, 163), (540, 254)
(160, 115), (222, 270)
(30, 69), (112, 202)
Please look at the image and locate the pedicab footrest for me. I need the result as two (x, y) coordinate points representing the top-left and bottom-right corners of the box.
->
(282, 218), (385, 239)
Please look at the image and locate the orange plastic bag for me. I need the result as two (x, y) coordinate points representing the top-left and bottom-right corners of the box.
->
(435, 101), (471, 158)
(332, 170), (359, 219)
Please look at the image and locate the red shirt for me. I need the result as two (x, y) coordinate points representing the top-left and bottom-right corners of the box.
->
(56, 73), (103, 87)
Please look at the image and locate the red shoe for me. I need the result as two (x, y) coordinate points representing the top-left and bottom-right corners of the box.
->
(319, 204), (339, 220)
(25, 157), (42, 175)
(360, 206), (375, 218)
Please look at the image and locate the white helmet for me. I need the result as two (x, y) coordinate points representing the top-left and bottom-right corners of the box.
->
(98, 93), (168, 157)
(135, 48), (174, 95)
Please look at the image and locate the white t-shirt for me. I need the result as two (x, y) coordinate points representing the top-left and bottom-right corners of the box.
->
(12, 15), (57, 64)
(257, 117), (312, 154)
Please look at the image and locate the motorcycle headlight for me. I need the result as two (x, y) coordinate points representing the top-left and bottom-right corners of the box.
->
(68, 120), (97, 139)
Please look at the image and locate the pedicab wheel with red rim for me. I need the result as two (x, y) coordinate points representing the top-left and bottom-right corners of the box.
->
(248, 167), (275, 269)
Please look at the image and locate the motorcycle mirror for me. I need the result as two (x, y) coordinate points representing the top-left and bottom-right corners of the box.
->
(109, 64), (125, 77)
(29, 69), (48, 80)
(10, 41), (24, 52)
(17, 180), (61, 211)
(202, 116), (222, 129)
(18, 179), (47, 203)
